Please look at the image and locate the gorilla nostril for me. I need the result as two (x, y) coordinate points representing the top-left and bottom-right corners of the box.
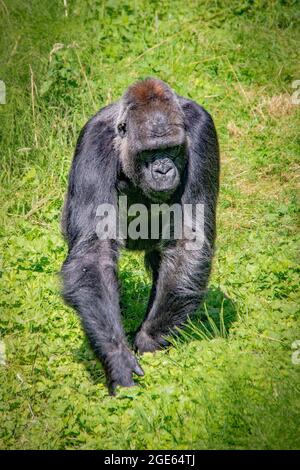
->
(152, 159), (173, 175)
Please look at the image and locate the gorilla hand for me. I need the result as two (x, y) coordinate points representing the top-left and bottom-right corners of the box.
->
(105, 345), (144, 395)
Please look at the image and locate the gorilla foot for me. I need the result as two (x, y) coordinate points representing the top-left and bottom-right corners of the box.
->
(134, 330), (168, 354)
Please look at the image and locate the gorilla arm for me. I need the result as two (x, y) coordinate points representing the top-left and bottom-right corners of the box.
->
(61, 107), (143, 393)
(134, 100), (220, 353)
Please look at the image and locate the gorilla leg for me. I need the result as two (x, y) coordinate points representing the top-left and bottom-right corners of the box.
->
(134, 243), (212, 353)
(62, 238), (143, 393)
(144, 249), (161, 316)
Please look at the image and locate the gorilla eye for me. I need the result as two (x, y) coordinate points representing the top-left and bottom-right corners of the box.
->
(117, 122), (127, 137)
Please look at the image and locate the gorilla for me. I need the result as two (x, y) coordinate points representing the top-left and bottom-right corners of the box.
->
(61, 78), (219, 393)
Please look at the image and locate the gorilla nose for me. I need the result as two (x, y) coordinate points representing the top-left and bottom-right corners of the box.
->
(152, 159), (173, 176)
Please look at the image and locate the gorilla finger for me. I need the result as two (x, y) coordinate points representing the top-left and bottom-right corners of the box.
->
(133, 363), (144, 376)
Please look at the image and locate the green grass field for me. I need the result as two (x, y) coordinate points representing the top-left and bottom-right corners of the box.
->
(0, 0), (299, 450)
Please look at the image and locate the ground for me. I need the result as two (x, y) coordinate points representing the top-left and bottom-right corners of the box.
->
(0, 0), (299, 450)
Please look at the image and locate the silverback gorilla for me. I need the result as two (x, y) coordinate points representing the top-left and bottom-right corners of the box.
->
(61, 78), (219, 393)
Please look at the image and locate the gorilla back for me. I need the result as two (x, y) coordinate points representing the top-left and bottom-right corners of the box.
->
(61, 78), (219, 394)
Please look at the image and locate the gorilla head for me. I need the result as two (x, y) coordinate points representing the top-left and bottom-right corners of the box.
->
(116, 78), (187, 200)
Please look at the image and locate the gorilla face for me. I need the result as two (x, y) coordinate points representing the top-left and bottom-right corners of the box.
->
(138, 145), (185, 199)
(116, 81), (187, 201)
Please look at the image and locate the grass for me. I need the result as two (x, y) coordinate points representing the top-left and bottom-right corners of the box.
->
(0, 0), (300, 450)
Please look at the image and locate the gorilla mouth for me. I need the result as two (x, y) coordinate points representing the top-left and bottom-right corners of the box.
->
(143, 157), (180, 196)
(151, 158), (176, 180)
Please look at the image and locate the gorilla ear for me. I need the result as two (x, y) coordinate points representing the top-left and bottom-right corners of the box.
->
(117, 122), (127, 137)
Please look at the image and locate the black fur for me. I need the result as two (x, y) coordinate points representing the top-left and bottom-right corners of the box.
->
(61, 79), (219, 393)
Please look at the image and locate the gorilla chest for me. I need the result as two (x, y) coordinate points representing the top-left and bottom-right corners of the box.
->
(117, 179), (178, 251)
